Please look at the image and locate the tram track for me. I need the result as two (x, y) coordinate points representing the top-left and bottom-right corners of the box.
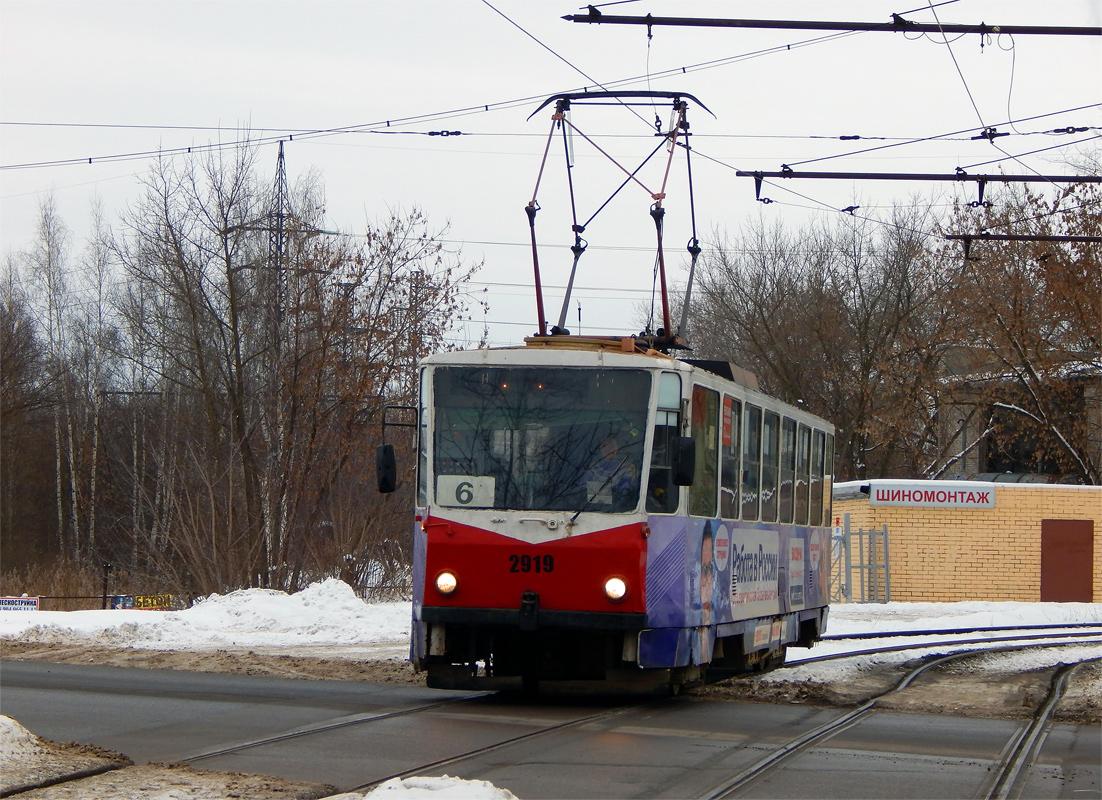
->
(698, 647), (1100, 800)
(821, 622), (1102, 641)
(171, 628), (1099, 765)
(3, 627), (1097, 798)
(1, 688), (655, 797)
(789, 625), (1102, 667)
(184, 634), (1099, 798)
(341, 698), (659, 795)
(180, 693), (494, 764)
(985, 661), (1081, 800)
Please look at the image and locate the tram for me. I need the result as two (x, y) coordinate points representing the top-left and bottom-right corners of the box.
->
(377, 92), (834, 692)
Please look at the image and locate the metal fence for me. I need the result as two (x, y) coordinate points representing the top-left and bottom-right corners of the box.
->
(28, 594), (182, 612)
(831, 513), (891, 603)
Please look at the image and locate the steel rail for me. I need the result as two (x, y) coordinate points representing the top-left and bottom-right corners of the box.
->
(985, 662), (1081, 800)
(700, 650), (1100, 800)
(788, 632), (1102, 669)
(821, 623), (1102, 641)
(344, 698), (657, 794)
(180, 693), (491, 762)
(698, 650), (971, 799)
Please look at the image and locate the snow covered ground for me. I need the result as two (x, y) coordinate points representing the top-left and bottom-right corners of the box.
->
(3, 578), (1099, 657)
(2, 579), (1099, 681)
(2, 579), (1100, 798)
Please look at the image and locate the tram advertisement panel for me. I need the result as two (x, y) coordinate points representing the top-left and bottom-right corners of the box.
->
(645, 516), (826, 629)
(730, 527), (781, 618)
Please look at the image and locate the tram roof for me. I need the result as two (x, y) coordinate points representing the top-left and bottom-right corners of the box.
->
(421, 337), (833, 431)
(424, 336), (750, 379)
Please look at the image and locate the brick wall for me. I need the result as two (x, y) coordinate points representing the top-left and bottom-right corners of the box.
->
(832, 481), (1101, 602)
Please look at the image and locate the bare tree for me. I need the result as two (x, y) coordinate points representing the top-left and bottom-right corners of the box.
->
(939, 180), (1101, 483)
(690, 204), (952, 481)
(60, 199), (125, 561)
(0, 262), (55, 563)
(111, 144), (479, 593)
(20, 196), (77, 556)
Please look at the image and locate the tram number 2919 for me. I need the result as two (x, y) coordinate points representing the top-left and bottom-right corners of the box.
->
(508, 553), (554, 573)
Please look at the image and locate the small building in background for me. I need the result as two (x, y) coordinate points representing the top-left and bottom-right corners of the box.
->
(832, 478), (1100, 603)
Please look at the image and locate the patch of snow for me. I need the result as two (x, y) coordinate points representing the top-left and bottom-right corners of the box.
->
(774, 602), (1102, 686)
(329, 775), (519, 799)
(0, 715), (44, 764)
(1, 714), (133, 797)
(948, 645), (1102, 674)
(826, 601), (1102, 633)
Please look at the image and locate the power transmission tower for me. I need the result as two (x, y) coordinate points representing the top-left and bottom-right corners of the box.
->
(268, 140), (290, 354)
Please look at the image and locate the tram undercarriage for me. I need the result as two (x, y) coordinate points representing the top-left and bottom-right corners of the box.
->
(417, 617), (805, 694)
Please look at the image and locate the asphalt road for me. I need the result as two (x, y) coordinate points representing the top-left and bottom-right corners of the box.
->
(2, 661), (1098, 798)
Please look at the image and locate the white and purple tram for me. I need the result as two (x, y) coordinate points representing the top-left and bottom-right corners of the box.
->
(383, 335), (835, 692)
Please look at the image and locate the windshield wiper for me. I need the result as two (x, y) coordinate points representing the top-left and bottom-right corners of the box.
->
(570, 457), (629, 523)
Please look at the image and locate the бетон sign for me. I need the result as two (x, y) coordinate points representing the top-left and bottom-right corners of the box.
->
(867, 480), (995, 509)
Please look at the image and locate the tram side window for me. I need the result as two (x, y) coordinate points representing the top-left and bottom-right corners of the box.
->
(689, 385), (719, 518)
(810, 429), (826, 526)
(779, 417), (796, 524)
(741, 404), (762, 521)
(761, 411), (780, 522)
(719, 396), (742, 519)
(824, 433), (835, 524)
(795, 424), (811, 525)
(646, 372), (682, 514)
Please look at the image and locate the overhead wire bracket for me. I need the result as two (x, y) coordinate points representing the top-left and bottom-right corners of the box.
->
(751, 172), (773, 204)
(971, 126), (1009, 142)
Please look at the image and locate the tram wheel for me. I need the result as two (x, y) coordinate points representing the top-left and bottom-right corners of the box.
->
(757, 646), (787, 673)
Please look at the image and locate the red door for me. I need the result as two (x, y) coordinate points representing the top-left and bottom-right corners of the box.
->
(1040, 519), (1094, 602)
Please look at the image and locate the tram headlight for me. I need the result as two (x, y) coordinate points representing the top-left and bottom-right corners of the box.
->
(604, 576), (628, 602)
(434, 570), (458, 596)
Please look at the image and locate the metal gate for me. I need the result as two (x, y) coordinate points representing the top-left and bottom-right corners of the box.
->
(831, 513), (890, 603)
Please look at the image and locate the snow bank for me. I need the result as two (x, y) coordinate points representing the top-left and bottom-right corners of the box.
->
(1, 715), (133, 797)
(0, 578), (410, 651)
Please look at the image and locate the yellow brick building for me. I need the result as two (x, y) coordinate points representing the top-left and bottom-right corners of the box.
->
(832, 479), (1101, 603)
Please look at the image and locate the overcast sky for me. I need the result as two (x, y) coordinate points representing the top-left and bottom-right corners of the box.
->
(2, 0), (1099, 347)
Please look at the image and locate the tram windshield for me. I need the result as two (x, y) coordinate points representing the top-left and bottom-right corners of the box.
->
(432, 367), (651, 512)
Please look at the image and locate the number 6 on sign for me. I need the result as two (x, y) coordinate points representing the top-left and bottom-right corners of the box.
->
(436, 475), (496, 508)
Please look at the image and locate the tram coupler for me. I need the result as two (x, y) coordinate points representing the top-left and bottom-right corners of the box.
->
(519, 590), (540, 631)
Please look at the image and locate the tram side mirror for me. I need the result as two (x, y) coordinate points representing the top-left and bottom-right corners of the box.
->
(376, 444), (397, 494)
(672, 436), (696, 486)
